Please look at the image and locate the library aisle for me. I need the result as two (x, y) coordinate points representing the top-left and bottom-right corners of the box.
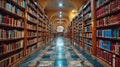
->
(18, 37), (103, 67)
(0, 0), (120, 67)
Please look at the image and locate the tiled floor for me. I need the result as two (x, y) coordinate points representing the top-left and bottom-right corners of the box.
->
(18, 37), (103, 67)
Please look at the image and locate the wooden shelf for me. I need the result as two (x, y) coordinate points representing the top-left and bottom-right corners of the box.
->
(84, 37), (92, 39)
(97, 37), (120, 41)
(0, 37), (24, 42)
(84, 31), (92, 33)
(27, 36), (36, 39)
(0, 7), (24, 19)
(27, 28), (36, 31)
(27, 19), (37, 25)
(28, 11), (37, 19)
(0, 48), (23, 60)
(84, 42), (92, 46)
(27, 42), (37, 47)
(84, 17), (91, 21)
(97, 23), (120, 29)
(84, 23), (91, 27)
(0, 24), (24, 30)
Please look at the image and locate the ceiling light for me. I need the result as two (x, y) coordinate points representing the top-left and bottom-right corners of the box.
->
(59, 3), (63, 7)
(59, 14), (62, 18)
(60, 11), (62, 14)
(72, 10), (75, 13)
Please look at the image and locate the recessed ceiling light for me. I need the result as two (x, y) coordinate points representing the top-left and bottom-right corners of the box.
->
(59, 3), (63, 7)
(60, 11), (62, 14)
(59, 14), (62, 18)
(72, 10), (75, 13)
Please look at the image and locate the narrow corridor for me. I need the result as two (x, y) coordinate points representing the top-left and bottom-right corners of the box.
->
(19, 37), (103, 67)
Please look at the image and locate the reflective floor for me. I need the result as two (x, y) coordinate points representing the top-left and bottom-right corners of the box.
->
(19, 37), (103, 67)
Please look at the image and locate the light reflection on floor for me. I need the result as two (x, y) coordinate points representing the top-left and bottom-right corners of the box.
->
(18, 37), (104, 67)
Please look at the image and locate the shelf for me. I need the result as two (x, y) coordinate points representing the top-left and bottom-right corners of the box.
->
(27, 36), (36, 39)
(7, 0), (26, 11)
(84, 10), (91, 16)
(97, 23), (120, 29)
(28, 11), (37, 19)
(97, 37), (120, 41)
(27, 42), (37, 47)
(96, 0), (111, 10)
(84, 23), (91, 27)
(85, 42), (92, 46)
(0, 37), (24, 42)
(27, 28), (36, 31)
(0, 24), (24, 30)
(84, 31), (92, 33)
(0, 7), (24, 19)
(84, 17), (91, 21)
(27, 19), (37, 25)
(27, 3), (37, 13)
(84, 37), (92, 39)
(96, 9), (120, 20)
(0, 48), (23, 60)
(83, 1), (90, 10)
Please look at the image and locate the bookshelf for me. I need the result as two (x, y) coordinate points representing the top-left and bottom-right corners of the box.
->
(96, 0), (120, 67)
(83, 1), (92, 55)
(0, 0), (51, 67)
(67, 0), (120, 67)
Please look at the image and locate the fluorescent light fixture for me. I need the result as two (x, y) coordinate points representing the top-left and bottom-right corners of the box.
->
(59, 2), (63, 7)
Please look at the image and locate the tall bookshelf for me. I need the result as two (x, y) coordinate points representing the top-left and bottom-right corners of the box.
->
(67, 0), (120, 67)
(83, 1), (92, 55)
(0, 0), (51, 67)
(96, 0), (120, 67)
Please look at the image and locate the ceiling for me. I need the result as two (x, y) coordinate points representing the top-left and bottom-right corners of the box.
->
(37, 0), (87, 31)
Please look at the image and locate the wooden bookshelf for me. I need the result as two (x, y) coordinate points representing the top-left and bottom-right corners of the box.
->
(67, 0), (120, 67)
(0, 0), (52, 67)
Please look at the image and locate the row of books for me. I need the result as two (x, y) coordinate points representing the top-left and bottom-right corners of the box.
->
(0, 15), (24, 27)
(84, 33), (92, 38)
(84, 38), (92, 45)
(83, 5), (91, 14)
(84, 20), (91, 26)
(28, 7), (37, 17)
(27, 38), (37, 46)
(27, 14), (37, 23)
(12, 0), (27, 8)
(97, 48), (112, 64)
(27, 31), (37, 37)
(97, 28), (120, 38)
(84, 26), (91, 32)
(97, 13), (120, 27)
(38, 27), (42, 31)
(0, 50), (23, 67)
(84, 44), (92, 54)
(0, 40), (23, 55)
(96, 0), (120, 18)
(38, 37), (42, 42)
(115, 56), (120, 67)
(84, 13), (91, 20)
(97, 40), (120, 55)
(97, 40), (111, 51)
(96, 0), (108, 8)
(25, 45), (36, 55)
(5, 2), (24, 17)
(38, 32), (42, 36)
(0, 29), (24, 40)
(28, 0), (36, 9)
(27, 24), (36, 30)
